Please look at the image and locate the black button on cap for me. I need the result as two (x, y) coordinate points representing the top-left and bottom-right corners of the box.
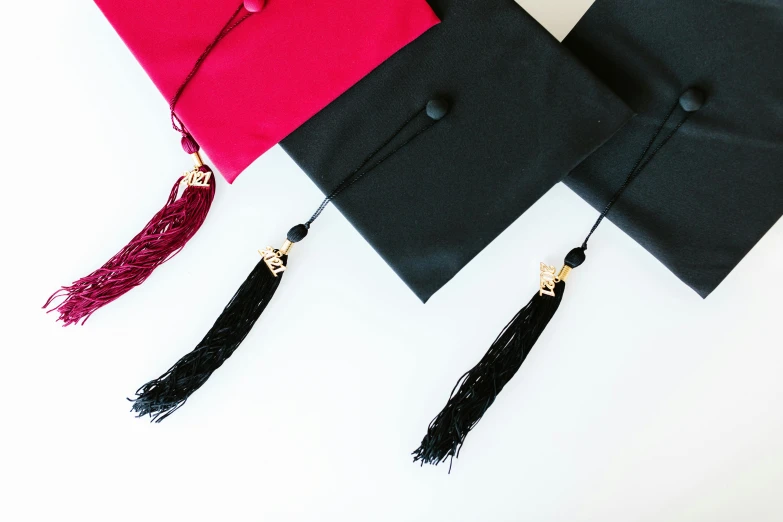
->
(679, 88), (706, 112)
(426, 99), (449, 120)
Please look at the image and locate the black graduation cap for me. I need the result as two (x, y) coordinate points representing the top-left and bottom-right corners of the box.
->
(280, 0), (633, 303)
(562, 0), (783, 297)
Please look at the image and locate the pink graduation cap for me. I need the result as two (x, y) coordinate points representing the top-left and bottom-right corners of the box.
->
(44, 0), (439, 325)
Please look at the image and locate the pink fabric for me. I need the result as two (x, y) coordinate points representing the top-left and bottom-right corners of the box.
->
(94, 0), (439, 183)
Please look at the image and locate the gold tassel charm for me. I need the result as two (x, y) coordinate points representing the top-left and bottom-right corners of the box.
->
(259, 245), (288, 277)
(182, 151), (212, 187)
(539, 261), (575, 298)
(539, 262), (557, 297)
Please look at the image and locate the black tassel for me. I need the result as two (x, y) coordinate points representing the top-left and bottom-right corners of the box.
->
(130, 225), (308, 422)
(413, 89), (705, 469)
(413, 247), (585, 468)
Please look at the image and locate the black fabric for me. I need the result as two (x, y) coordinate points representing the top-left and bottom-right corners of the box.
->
(281, 0), (631, 302)
(563, 0), (783, 297)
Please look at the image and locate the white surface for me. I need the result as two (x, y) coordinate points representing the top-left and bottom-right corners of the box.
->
(2, 2), (782, 521)
(516, 0), (596, 41)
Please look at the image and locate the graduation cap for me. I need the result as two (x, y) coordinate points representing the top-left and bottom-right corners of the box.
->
(126, 0), (633, 421)
(280, 0), (632, 303)
(562, 0), (783, 297)
(44, 0), (438, 325)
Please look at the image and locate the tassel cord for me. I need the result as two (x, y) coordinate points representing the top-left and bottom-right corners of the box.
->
(305, 108), (434, 227)
(582, 101), (691, 249)
(170, 3), (255, 135)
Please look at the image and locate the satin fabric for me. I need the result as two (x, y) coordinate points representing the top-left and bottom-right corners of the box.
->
(563, 0), (783, 297)
(282, 0), (631, 302)
(94, 0), (439, 182)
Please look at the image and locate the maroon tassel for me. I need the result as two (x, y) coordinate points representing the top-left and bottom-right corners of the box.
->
(44, 135), (216, 326)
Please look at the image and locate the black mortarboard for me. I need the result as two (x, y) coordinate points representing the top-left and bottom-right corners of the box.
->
(280, 0), (632, 303)
(562, 0), (783, 297)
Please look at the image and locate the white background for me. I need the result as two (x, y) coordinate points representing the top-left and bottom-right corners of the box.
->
(2, 1), (782, 521)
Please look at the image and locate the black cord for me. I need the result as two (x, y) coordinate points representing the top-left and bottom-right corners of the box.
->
(305, 106), (433, 227)
(581, 101), (691, 249)
(170, 3), (254, 135)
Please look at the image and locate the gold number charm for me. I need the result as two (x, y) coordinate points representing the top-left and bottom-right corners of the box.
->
(182, 168), (212, 187)
(539, 262), (557, 297)
(259, 247), (287, 277)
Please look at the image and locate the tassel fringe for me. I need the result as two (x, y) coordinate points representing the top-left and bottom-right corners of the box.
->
(44, 169), (215, 326)
(413, 281), (566, 469)
(130, 256), (285, 422)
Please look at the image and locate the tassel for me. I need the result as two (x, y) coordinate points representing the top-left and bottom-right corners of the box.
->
(413, 89), (706, 469)
(44, 2), (261, 326)
(129, 224), (307, 422)
(44, 135), (216, 326)
(413, 247), (585, 469)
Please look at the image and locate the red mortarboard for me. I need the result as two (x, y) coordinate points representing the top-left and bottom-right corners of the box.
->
(45, 0), (438, 326)
(95, 0), (440, 183)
